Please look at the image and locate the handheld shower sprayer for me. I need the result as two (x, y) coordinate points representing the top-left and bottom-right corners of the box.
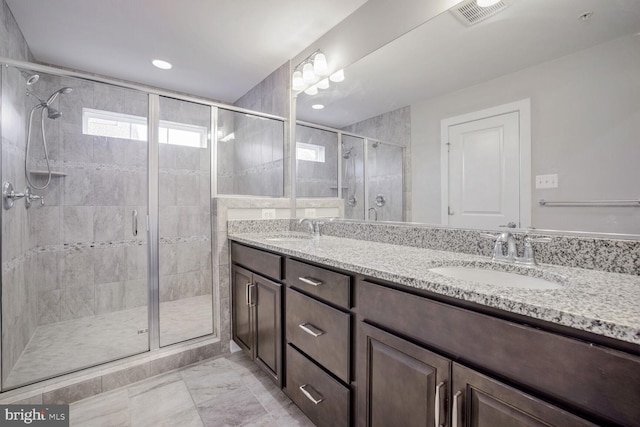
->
(25, 86), (73, 190)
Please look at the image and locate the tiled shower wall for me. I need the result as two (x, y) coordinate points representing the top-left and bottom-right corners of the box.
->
(367, 142), (404, 222)
(342, 135), (365, 220)
(29, 73), (149, 327)
(295, 125), (339, 198)
(342, 105), (412, 221)
(158, 97), (213, 308)
(217, 62), (289, 197)
(1, 64), (38, 385)
(0, 0), (37, 383)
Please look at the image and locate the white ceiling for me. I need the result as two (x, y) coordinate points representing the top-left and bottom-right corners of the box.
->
(6, 0), (367, 103)
(297, 0), (640, 128)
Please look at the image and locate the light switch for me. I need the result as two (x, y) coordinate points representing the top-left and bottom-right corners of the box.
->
(261, 208), (276, 219)
(535, 174), (558, 189)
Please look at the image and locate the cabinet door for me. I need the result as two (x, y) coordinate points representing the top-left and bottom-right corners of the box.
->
(254, 274), (282, 387)
(357, 322), (451, 427)
(451, 363), (597, 427)
(232, 265), (254, 357)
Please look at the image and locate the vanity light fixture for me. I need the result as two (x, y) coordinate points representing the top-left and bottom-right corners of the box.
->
(293, 50), (344, 95)
(152, 59), (172, 70)
(329, 69), (345, 82)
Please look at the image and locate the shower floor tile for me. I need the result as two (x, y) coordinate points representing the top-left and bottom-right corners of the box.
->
(5, 295), (213, 388)
(69, 352), (313, 427)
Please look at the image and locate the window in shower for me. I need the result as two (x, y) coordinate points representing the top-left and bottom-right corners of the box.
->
(83, 108), (208, 147)
(296, 142), (326, 163)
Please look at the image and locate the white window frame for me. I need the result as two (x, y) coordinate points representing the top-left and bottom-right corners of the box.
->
(296, 142), (326, 163)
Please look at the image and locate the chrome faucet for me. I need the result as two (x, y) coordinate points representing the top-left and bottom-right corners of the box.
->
(299, 218), (324, 237)
(492, 232), (518, 263)
(517, 235), (551, 265)
(482, 232), (551, 265)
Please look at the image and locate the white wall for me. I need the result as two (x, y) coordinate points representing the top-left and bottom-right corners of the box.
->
(411, 34), (640, 234)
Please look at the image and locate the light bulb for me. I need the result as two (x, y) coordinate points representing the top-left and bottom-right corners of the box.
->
(313, 53), (328, 76)
(292, 70), (305, 91)
(317, 78), (330, 90)
(304, 85), (318, 95)
(329, 69), (344, 83)
(476, 0), (500, 7)
(312, 104), (325, 110)
(302, 62), (317, 84)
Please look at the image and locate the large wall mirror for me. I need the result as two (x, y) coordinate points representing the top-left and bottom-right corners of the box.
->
(294, 0), (640, 236)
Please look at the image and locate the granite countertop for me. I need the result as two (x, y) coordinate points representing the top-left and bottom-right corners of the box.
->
(229, 232), (640, 346)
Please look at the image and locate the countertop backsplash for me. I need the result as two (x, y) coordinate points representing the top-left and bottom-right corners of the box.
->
(227, 219), (640, 275)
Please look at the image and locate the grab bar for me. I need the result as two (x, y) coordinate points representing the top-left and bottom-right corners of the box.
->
(539, 199), (640, 207)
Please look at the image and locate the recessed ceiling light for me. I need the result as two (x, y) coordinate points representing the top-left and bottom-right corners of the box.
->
(312, 104), (325, 110)
(152, 59), (172, 70)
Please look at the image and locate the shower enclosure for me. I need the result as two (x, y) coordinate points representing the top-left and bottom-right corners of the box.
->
(0, 62), (285, 391)
(296, 123), (404, 221)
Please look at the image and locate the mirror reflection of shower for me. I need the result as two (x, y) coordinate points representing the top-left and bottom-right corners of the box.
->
(25, 83), (73, 190)
(342, 142), (357, 207)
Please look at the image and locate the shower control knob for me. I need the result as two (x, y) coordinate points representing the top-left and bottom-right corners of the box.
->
(3, 182), (26, 210)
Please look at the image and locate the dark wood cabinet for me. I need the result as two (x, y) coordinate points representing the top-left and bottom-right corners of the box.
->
(230, 242), (640, 427)
(231, 255), (283, 387)
(357, 322), (450, 427)
(451, 363), (597, 427)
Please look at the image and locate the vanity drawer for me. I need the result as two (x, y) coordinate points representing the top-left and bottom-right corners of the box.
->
(231, 242), (282, 280)
(286, 258), (350, 308)
(357, 279), (640, 426)
(286, 344), (350, 427)
(286, 288), (350, 383)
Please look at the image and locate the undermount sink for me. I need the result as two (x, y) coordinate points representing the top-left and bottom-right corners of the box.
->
(264, 234), (314, 242)
(429, 266), (564, 290)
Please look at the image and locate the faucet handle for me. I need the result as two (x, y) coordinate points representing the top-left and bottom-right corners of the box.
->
(518, 236), (551, 265)
(480, 233), (500, 240)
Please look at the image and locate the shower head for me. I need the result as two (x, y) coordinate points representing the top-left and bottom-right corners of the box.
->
(343, 148), (353, 159)
(46, 107), (62, 120)
(46, 87), (73, 106)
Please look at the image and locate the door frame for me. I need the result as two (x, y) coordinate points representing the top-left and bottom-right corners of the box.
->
(440, 98), (531, 228)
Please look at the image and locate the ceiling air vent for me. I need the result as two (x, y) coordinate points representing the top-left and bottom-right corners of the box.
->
(450, 0), (510, 26)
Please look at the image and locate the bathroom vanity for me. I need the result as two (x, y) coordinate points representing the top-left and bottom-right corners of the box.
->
(229, 232), (640, 427)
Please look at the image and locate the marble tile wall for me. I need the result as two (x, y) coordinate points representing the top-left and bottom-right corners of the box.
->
(342, 135), (365, 220)
(342, 106), (412, 221)
(1, 65), (38, 387)
(0, 1), (36, 384)
(219, 61), (290, 197)
(158, 96), (214, 346)
(296, 125), (339, 198)
(24, 73), (149, 328)
(367, 142), (404, 222)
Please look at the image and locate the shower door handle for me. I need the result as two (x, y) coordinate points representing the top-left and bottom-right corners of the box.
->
(132, 210), (138, 236)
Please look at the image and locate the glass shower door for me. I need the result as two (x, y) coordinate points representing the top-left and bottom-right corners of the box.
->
(367, 141), (404, 222)
(158, 96), (213, 346)
(1, 66), (150, 389)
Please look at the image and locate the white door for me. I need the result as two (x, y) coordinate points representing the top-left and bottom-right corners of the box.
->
(446, 111), (520, 229)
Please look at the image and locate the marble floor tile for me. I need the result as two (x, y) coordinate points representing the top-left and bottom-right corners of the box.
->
(67, 352), (313, 427)
(69, 389), (130, 427)
(6, 296), (212, 388)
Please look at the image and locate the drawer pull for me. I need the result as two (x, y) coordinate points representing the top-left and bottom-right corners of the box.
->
(299, 322), (325, 337)
(298, 276), (323, 286)
(299, 384), (324, 405)
(435, 381), (446, 427)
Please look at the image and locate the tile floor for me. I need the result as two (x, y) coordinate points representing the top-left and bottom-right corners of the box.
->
(69, 351), (314, 426)
(6, 295), (213, 388)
